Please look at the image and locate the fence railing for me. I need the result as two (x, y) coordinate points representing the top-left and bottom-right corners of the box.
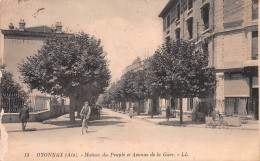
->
(1, 93), (50, 113)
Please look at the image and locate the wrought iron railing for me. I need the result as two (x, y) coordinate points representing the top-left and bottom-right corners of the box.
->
(1, 93), (50, 113)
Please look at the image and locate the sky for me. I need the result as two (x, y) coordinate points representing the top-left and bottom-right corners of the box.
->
(0, 0), (168, 82)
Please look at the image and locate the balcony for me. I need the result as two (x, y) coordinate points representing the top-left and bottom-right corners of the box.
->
(187, 8), (193, 16)
(175, 19), (180, 26)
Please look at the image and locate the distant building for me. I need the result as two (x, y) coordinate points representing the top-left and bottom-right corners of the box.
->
(122, 57), (149, 75)
(159, 0), (258, 119)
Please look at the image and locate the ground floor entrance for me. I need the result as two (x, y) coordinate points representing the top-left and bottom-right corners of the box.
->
(252, 88), (259, 120)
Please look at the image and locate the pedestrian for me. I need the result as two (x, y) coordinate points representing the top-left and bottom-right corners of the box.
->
(19, 102), (30, 132)
(129, 107), (134, 119)
(80, 102), (91, 133)
(166, 106), (171, 121)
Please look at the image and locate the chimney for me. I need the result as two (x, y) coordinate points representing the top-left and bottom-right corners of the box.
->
(9, 23), (14, 30)
(19, 19), (25, 31)
(55, 22), (62, 33)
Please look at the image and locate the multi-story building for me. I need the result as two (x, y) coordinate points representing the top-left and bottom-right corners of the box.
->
(159, 0), (258, 119)
(121, 57), (154, 113)
(1, 20), (65, 89)
(1, 20), (69, 112)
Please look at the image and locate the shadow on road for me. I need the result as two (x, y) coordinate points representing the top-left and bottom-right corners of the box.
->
(7, 127), (66, 133)
(101, 115), (122, 120)
(42, 120), (82, 127)
(158, 120), (204, 126)
(90, 120), (126, 126)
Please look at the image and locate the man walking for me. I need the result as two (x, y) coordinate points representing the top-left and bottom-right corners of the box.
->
(19, 103), (30, 131)
(80, 102), (91, 133)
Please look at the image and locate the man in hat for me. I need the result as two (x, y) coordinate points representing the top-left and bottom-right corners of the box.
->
(19, 102), (30, 131)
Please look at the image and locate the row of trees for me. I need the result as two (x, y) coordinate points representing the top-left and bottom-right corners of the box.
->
(102, 39), (216, 123)
(18, 33), (111, 122)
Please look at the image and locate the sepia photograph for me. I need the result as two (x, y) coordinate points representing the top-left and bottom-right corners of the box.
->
(0, 0), (259, 160)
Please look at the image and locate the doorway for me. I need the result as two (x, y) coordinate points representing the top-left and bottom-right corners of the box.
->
(252, 88), (259, 120)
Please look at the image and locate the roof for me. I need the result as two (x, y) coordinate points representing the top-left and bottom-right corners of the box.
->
(25, 26), (55, 33)
(1, 25), (69, 38)
(158, 0), (176, 18)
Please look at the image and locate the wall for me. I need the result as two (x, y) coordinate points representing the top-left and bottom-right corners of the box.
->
(1, 105), (69, 123)
(214, 32), (247, 70)
(3, 36), (44, 90)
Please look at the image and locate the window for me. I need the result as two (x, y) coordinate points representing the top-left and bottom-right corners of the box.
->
(201, 3), (210, 30)
(187, 18), (193, 39)
(166, 36), (170, 42)
(188, 0), (193, 10)
(177, 4), (181, 20)
(167, 14), (171, 28)
(202, 42), (209, 55)
(175, 28), (180, 40)
(163, 17), (166, 31)
(252, 31), (258, 60)
(225, 98), (248, 115)
(252, 0), (258, 20)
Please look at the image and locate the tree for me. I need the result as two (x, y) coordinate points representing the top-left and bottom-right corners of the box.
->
(18, 33), (110, 122)
(0, 65), (27, 112)
(119, 71), (136, 102)
(149, 39), (216, 123)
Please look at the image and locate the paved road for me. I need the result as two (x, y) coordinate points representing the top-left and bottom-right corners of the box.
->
(3, 109), (259, 161)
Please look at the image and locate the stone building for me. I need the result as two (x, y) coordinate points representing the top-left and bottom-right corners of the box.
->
(159, 0), (258, 119)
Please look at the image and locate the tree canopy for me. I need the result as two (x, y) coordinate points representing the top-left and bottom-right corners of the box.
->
(18, 33), (111, 121)
(149, 39), (216, 99)
(100, 39), (216, 123)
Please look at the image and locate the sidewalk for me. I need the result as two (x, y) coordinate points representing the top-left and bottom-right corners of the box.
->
(115, 110), (259, 131)
(2, 113), (82, 133)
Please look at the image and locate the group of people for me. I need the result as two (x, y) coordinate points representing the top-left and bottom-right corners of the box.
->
(18, 101), (95, 132)
(18, 102), (173, 132)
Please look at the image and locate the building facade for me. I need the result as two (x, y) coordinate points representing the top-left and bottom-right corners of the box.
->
(1, 20), (69, 112)
(1, 20), (64, 90)
(159, 0), (258, 119)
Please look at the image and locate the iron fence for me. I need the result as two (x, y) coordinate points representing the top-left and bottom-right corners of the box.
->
(1, 93), (50, 113)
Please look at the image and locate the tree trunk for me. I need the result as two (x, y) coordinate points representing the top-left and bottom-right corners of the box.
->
(76, 96), (83, 118)
(69, 96), (76, 123)
(180, 97), (183, 124)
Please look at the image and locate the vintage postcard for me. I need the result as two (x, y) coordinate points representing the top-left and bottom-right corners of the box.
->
(0, 0), (259, 160)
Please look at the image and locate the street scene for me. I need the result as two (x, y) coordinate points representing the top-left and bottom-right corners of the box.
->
(0, 0), (259, 161)
(3, 109), (259, 161)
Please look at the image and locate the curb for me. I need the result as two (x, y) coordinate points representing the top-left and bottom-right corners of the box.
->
(205, 126), (258, 131)
(112, 110), (258, 131)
